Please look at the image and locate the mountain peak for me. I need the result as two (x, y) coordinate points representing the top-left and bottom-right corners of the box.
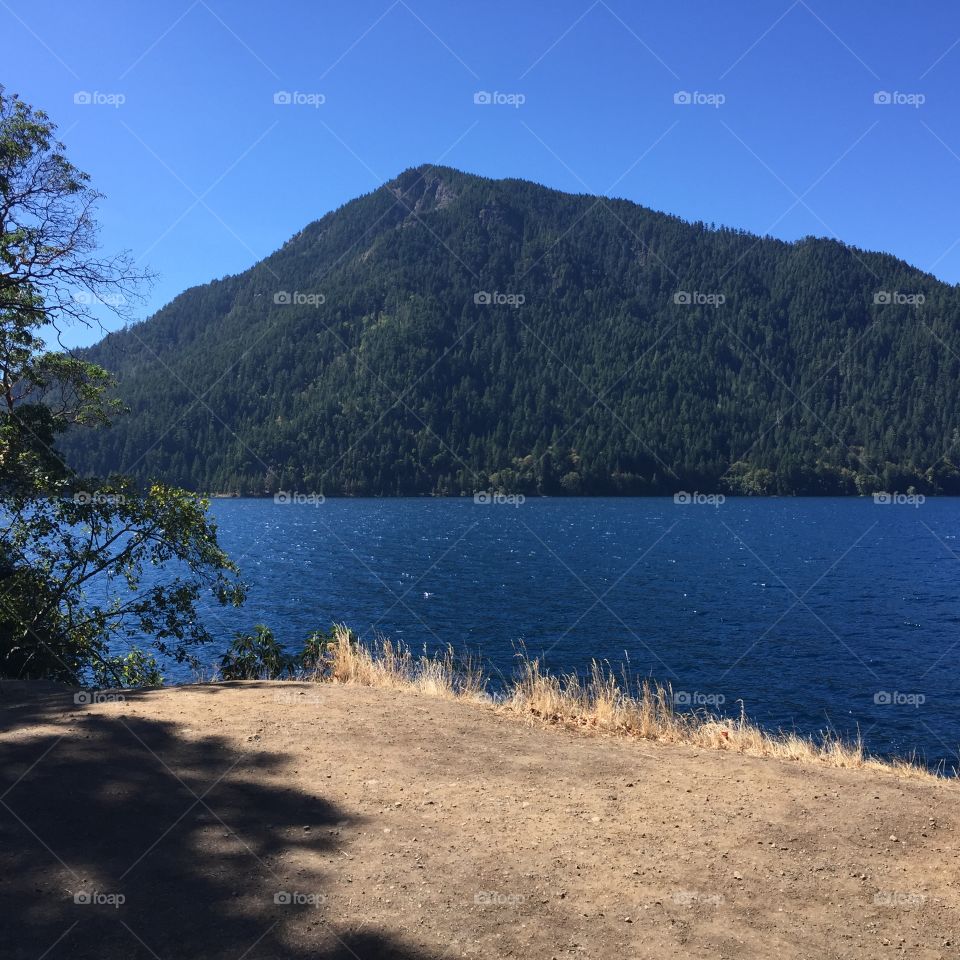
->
(385, 164), (468, 214)
(65, 170), (959, 497)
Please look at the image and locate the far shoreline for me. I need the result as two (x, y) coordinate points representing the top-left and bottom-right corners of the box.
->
(205, 492), (945, 500)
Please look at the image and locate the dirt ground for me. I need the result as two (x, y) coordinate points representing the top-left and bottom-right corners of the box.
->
(1, 679), (957, 959)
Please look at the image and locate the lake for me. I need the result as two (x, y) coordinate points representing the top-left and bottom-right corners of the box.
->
(173, 497), (960, 769)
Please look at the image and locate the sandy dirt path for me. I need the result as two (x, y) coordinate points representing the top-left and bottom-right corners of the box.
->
(1, 680), (957, 959)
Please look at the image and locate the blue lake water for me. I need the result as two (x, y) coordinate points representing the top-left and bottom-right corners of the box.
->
(168, 497), (960, 769)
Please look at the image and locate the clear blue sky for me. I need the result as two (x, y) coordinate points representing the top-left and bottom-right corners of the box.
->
(7, 0), (960, 346)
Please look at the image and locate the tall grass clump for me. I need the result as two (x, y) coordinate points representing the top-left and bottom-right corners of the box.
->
(323, 624), (489, 702)
(503, 656), (945, 778)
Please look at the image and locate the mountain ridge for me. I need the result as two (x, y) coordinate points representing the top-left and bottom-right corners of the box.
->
(60, 164), (960, 496)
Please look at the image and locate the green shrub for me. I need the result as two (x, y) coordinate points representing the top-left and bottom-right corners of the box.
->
(92, 649), (164, 688)
(220, 625), (293, 680)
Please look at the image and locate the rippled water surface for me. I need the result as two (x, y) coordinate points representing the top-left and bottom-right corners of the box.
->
(159, 498), (960, 767)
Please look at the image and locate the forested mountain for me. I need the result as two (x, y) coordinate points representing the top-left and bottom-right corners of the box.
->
(60, 164), (960, 496)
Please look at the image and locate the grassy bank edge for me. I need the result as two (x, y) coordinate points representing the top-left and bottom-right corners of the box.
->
(256, 626), (950, 782)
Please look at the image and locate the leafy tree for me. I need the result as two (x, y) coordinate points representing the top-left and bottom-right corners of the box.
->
(0, 86), (143, 329)
(0, 87), (244, 685)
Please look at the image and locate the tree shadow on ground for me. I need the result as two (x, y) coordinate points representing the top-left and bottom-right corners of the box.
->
(0, 683), (440, 960)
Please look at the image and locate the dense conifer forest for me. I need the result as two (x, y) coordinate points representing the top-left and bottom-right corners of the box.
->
(61, 165), (960, 496)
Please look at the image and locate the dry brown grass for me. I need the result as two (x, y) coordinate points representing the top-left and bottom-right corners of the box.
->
(323, 626), (488, 702)
(317, 625), (948, 782)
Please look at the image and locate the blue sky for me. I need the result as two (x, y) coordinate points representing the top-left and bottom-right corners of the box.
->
(7, 0), (960, 346)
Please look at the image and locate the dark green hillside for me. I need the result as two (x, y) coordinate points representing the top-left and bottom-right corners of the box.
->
(60, 165), (960, 496)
